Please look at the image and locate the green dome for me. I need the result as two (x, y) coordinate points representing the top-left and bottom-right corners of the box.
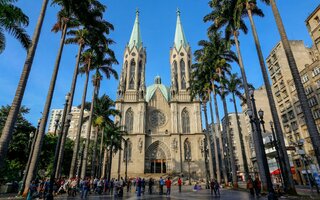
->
(146, 76), (170, 102)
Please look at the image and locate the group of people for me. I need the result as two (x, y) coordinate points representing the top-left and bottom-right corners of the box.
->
(247, 175), (262, 197)
(210, 179), (220, 196)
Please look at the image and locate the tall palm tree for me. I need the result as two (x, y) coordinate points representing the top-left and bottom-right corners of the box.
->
(0, 0), (49, 173)
(90, 94), (120, 178)
(225, 73), (250, 181)
(80, 49), (118, 179)
(238, 0), (293, 191)
(0, 0), (31, 53)
(270, 0), (320, 192)
(55, 28), (89, 178)
(204, 0), (269, 187)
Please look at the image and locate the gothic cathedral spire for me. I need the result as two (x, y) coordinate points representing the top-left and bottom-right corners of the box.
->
(117, 9), (146, 101)
(170, 9), (191, 99)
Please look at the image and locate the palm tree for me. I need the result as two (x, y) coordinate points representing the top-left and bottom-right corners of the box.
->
(80, 49), (118, 179)
(69, 50), (94, 178)
(204, 0), (269, 187)
(0, 0), (31, 53)
(238, 0), (296, 194)
(55, 28), (89, 178)
(270, 0), (320, 192)
(90, 94), (120, 178)
(0, 0), (49, 174)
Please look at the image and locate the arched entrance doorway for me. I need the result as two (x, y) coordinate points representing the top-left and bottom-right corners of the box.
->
(145, 141), (171, 173)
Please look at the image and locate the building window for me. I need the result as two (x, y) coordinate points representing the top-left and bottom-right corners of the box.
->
(173, 61), (178, 88)
(301, 74), (309, 84)
(125, 108), (134, 133)
(316, 80), (320, 89)
(129, 59), (136, 89)
(182, 108), (190, 133)
(288, 110), (295, 120)
(180, 59), (186, 89)
(295, 105), (302, 114)
(123, 140), (132, 161)
(312, 66), (320, 77)
(184, 139), (192, 161)
(291, 121), (298, 131)
(138, 61), (143, 88)
(305, 86), (313, 95)
(308, 96), (318, 107)
(313, 109), (320, 119)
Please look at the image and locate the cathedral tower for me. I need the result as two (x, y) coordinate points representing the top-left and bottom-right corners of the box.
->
(117, 10), (146, 101)
(170, 9), (192, 100)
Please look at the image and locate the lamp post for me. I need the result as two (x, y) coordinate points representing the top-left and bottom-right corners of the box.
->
(186, 148), (192, 185)
(269, 121), (283, 184)
(107, 135), (114, 183)
(19, 119), (41, 196)
(28, 132), (34, 154)
(55, 92), (70, 178)
(247, 89), (276, 200)
(124, 138), (129, 181)
(47, 113), (72, 200)
(53, 113), (61, 136)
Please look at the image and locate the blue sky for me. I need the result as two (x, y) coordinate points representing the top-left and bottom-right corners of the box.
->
(0, 0), (317, 127)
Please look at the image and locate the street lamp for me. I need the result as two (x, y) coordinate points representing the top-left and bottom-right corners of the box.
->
(47, 113), (72, 200)
(54, 113), (61, 136)
(124, 138), (129, 181)
(247, 89), (276, 200)
(269, 121), (283, 184)
(19, 118), (41, 195)
(55, 93), (71, 178)
(186, 148), (192, 185)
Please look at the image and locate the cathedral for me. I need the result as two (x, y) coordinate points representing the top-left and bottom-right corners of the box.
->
(111, 10), (206, 179)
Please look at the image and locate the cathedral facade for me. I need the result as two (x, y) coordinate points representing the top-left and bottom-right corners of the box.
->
(111, 10), (206, 178)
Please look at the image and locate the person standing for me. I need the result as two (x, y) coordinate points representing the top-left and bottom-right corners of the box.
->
(210, 179), (215, 195)
(137, 178), (142, 197)
(148, 178), (153, 194)
(214, 179), (220, 196)
(81, 178), (90, 199)
(253, 177), (261, 197)
(165, 177), (172, 196)
(178, 177), (182, 193)
(247, 175), (254, 196)
(159, 177), (164, 195)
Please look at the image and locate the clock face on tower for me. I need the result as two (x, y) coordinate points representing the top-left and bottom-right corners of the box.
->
(149, 110), (166, 127)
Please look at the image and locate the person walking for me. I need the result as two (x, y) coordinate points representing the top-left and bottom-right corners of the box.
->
(141, 178), (145, 195)
(165, 177), (172, 196)
(253, 177), (261, 197)
(159, 177), (164, 195)
(26, 181), (37, 200)
(81, 178), (90, 199)
(178, 177), (182, 193)
(70, 178), (77, 197)
(247, 175), (254, 196)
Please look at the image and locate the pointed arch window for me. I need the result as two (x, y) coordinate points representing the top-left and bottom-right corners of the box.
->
(184, 139), (192, 161)
(129, 59), (136, 89)
(173, 61), (178, 87)
(180, 59), (186, 89)
(124, 61), (128, 88)
(138, 60), (143, 88)
(123, 140), (132, 161)
(182, 108), (190, 133)
(125, 108), (134, 133)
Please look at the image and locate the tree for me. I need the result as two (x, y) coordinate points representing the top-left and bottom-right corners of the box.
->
(0, 0), (31, 53)
(204, 0), (268, 186)
(225, 73), (250, 181)
(0, 105), (35, 183)
(0, 0), (50, 173)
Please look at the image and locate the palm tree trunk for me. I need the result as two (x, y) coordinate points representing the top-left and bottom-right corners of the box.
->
(98, 127), (104, 178)
(107, 147), (113, 182)
(220, 87), (237, 188)
(209, 93), (220, 182)
(232, 92), (249, 181)
(23, 23), (67, 195)
(213, 90), (228, 185)
(101, 146), (107, 178)
(0, 0), (49, 169)
(247, 3), (297, 194)
(69, 69), (90, 178)
(207, 92), (215, 180)
(80, 85), (97, 179)
(271, 0), (320, 172)
(233, 31), (267, 187)
(56, 43), (83, 178)
(202, 101), (212, 187)
(91, 126), (99, 177)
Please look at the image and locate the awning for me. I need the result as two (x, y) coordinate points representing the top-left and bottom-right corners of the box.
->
(270, 167), (296, 175)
